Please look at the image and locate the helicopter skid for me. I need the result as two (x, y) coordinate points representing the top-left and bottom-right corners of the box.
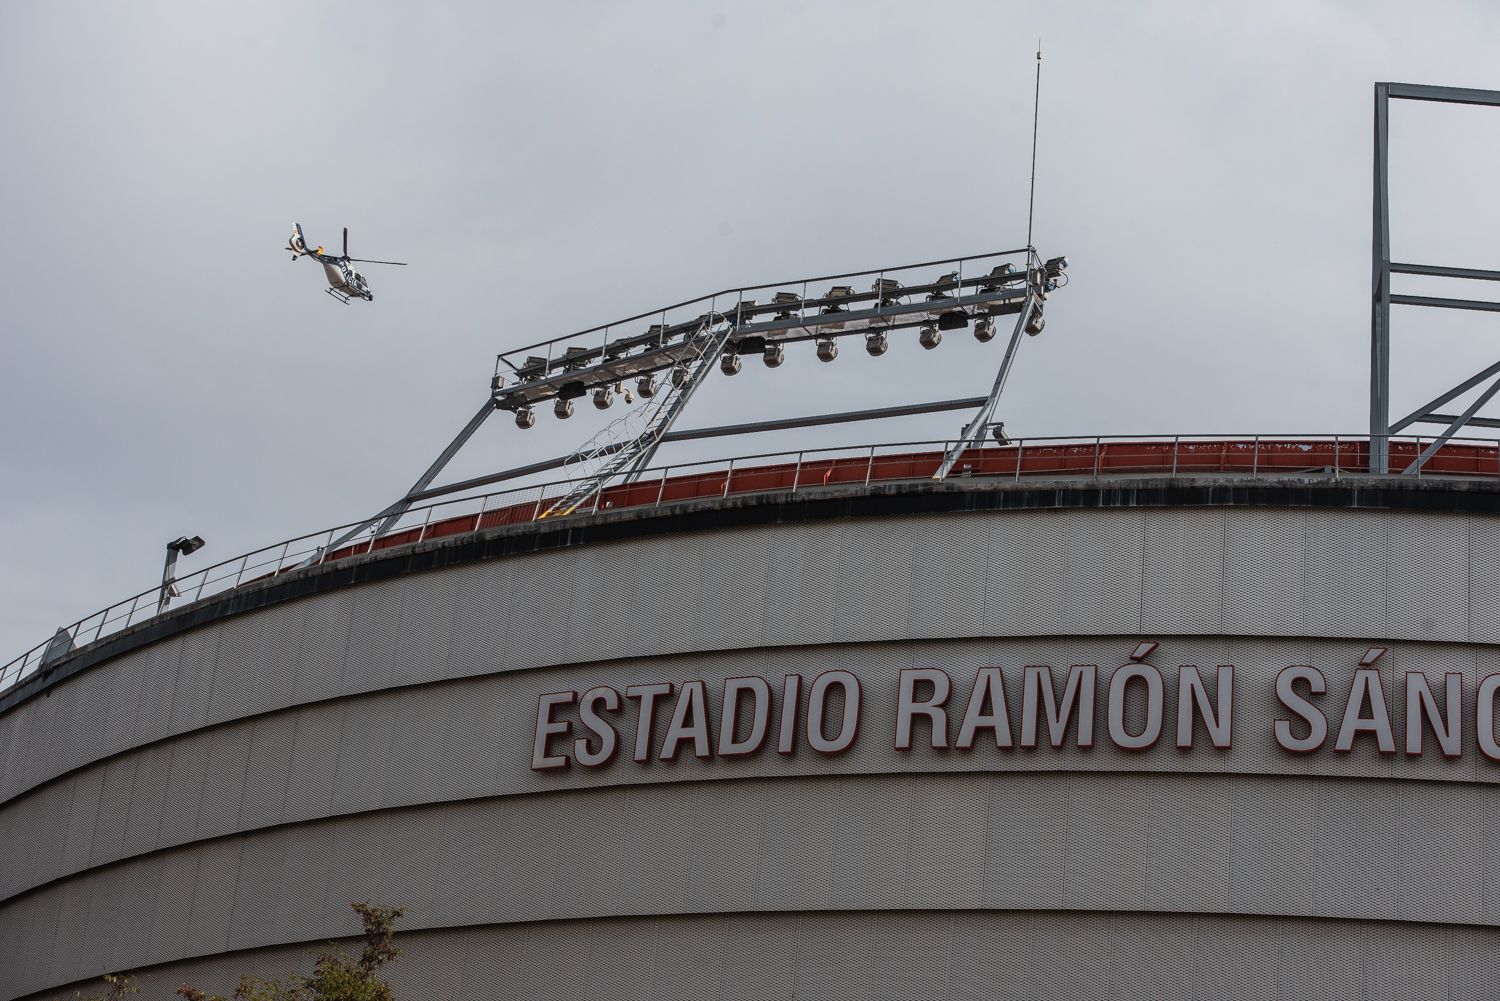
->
(325, 288), (353, 305)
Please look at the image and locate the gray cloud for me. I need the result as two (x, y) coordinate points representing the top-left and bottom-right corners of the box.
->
(4, 0), (1500, 659)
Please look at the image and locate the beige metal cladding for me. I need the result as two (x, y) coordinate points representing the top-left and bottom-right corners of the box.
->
(6, 495), (1500, 998)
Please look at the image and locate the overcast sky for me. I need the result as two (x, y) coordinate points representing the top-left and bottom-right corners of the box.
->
(4, 0), (1500, 662)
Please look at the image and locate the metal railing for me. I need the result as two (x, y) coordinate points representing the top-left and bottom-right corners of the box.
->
(4, 431), (1498, 696)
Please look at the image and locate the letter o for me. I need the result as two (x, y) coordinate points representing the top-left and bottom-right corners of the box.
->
(806, 670), (861, 754)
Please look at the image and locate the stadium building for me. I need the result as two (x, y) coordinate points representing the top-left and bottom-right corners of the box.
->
(5, 82), (1500, 1000)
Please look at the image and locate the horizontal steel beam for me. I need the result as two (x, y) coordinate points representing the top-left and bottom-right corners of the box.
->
(1390, 262), (1500, 283)
(1389, 294), (1500, 313)
(1414, 413), (1500, 430)
(498, 247), (1032, 366)
(1385, 82), (1500, 107)
(405, 395), (988, 505)
(495, 287), (1030, 408)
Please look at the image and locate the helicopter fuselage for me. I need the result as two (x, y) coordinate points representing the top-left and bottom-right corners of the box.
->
(320, 258), (372, 301)
(288, 223), (402, 303)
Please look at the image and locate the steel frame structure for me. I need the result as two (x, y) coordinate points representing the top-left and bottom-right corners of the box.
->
(308, 247), (1066, 557)
(1371, 82), (1500, 474)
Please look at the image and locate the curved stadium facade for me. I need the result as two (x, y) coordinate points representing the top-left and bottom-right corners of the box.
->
(6, 438), (1500, 999)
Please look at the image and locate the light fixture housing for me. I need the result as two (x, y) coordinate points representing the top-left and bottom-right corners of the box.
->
(1025, 302), (1045, 337)
(721, 352), (742, 376)
(763, 342), (785, 368)
(937, 311), (969, 331)
(671, 367), (688, 388)
(816, 337), (838, 362)
(169, 536), (206, 556)
(515, 406), (536, 429)
(865, 331), (888, 356)
(973, 316), (996, 343)
(593, 386), (614, 409)
(919, 324), (942, 350)
(990, 422), (1010, 446)
(554, 398), (575, 419)
(636, 375), (655, 399)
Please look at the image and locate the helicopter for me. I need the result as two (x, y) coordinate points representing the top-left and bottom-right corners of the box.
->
(287, 223), (406, 303)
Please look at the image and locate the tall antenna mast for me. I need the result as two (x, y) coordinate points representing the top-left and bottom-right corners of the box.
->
(1026, 42), (1042, 252)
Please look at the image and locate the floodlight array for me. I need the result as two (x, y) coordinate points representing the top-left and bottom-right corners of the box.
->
(492, 250), (1068, 428)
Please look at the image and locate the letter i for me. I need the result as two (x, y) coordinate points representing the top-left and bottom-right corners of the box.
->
(777, 675), (802, 754)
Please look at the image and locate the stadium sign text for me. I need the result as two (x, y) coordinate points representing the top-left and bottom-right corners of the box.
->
(531, 646), (1500, 769)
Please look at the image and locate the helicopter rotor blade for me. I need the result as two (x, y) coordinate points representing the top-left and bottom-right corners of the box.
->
(347, 258), (408, 266)
(343, 227), (349, 258)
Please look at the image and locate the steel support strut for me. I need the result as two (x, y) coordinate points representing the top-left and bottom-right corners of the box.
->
(1370, 83), (1391, 474)
(933, 286), (1038, 480)
(296, 398), (496, 567)
(1370, 81), (1500, 475)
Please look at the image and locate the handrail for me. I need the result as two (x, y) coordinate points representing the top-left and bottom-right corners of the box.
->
(4, 431), (1499, 694)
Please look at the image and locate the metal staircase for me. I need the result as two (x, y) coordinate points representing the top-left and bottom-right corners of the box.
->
(542, 316), (737, 516)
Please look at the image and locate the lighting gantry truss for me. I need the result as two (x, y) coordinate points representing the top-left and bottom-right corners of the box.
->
(307, 246), (1068, 563)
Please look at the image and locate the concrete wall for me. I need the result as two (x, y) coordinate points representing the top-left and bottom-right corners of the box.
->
(5, 496), (1500, 999)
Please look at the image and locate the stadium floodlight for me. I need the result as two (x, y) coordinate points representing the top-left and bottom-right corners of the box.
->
(865, 332), (888, 357)
(980, 263), (1019, 291)
(919, 324), (942, 350)
(973, 316), (996, 343)
(763, 343), (785, 368)
(158, 535), (206, 613)
(927, 271), (959, 300)
(593, 386), (614, 410)
(515, 406), (536, 430)
(721, 351), (743, 376)
(554, 398), (575, 419)
(636, 375), (655, 399)
(771, 291), (800, 320)
(872, 278), (903, 307)
(990, 422), (1010, 445)
(1045, 256), (1069, 279)
(1025, 300), (1046, 336)
(671, 367), (689, 388)
(816, 338), (839, 362)
(822, 286), (854, 314)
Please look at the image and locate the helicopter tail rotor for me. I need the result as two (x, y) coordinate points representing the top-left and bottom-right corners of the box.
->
(288, 221), (309, 257)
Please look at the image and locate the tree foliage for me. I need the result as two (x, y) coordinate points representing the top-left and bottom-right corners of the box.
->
(68, 902), (404, 1001)
(178, 902), (405, 1001)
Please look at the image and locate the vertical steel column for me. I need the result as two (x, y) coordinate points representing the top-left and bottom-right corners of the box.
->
(1371, 83), (1392, 474)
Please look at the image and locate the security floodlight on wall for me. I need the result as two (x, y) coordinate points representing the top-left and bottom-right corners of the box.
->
(158, 536), (206, 614)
